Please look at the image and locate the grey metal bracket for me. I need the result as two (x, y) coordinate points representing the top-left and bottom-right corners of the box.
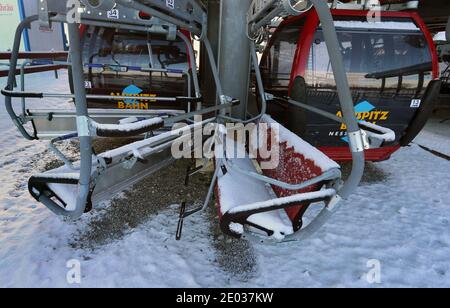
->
(41, 0), (207, 38)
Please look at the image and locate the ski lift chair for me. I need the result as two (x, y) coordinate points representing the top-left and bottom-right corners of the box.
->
(215, 115), (342, 240)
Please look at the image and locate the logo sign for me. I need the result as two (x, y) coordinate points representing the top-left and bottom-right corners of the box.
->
(332, 100), (390, 143)
(166, 0), (175, 9)
(107, 9), (119, 19)
(123, 85), (143, 104)
(112, 85), (156, 110)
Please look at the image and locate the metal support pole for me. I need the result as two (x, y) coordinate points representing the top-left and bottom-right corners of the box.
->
(202, 0), (221, 106)
(446, 16), (450, 41)
(218, 0), (252, 119)
(67, 22), (93, 219)
(288, 0), (365, 242)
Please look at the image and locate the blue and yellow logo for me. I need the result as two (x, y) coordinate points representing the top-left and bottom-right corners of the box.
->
(112, 85), (156, 109)
(336, 100), (390, 143)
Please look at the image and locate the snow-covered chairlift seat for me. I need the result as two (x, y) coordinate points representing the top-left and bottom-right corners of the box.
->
(28, 118), (207, 216)
(216, 115), (342, 240)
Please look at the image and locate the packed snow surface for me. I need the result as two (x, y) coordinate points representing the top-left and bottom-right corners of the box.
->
(0, 72), (449, 287)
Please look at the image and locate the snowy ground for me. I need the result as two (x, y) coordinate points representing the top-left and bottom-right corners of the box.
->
(0, 72), (449, 288)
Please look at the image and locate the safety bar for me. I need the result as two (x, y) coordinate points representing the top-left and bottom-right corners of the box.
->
(1, 89), (203, 104)
(222, 158), (341, 192)
(221, 188), (337, 238)
(1, 15), (208, 138)
(84, 64), (186, 75)
(90, 117), (164, 138)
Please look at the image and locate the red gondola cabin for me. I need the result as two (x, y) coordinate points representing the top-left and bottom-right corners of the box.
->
(260, 9), (440, 161)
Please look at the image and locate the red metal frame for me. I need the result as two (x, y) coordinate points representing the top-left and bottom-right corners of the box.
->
(318, 145), (401, 162)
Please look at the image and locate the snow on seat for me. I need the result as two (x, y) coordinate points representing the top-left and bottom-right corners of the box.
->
(256, 115), (340, 230)
(92, 117), (164, 138)
(216, 116), (341, 240)
(28, 122), (203, 214)
(216, 151), (295, 240)
(29, 168), (84, 212)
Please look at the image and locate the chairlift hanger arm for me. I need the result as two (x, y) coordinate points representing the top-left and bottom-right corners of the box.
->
(247, 0), (312, 36)
(40, 0), (207, 37)
(365, 62), (433, 79)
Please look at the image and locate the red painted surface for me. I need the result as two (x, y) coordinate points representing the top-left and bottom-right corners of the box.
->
(290, 11), (319, 89)
(79, 24), (87, 37)
(180, 29), (193, 70)
(319, 146), (401, 162)
(257, 127), (323, 226)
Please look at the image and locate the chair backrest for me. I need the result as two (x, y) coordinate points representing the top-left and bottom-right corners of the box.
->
(256, 115), (340, 229)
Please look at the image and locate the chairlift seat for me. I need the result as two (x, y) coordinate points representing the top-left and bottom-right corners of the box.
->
(216, 116), (341, 240)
